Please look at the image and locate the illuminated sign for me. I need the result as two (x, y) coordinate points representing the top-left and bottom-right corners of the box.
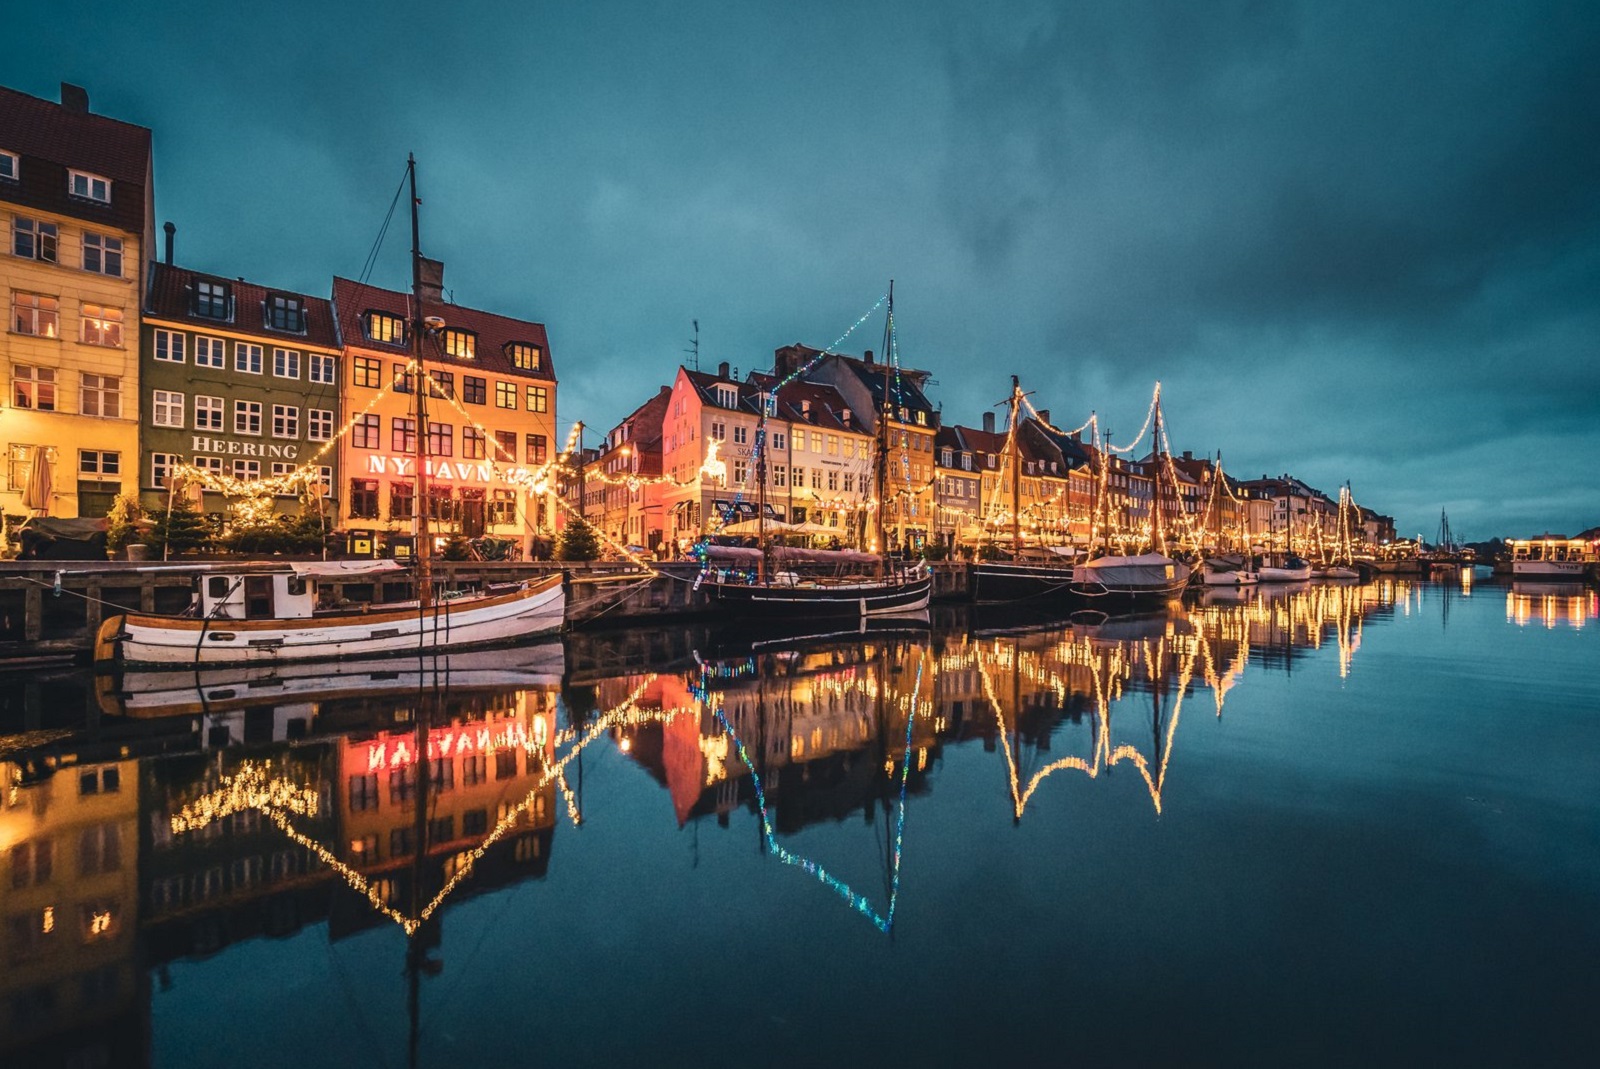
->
(349, 718), (548, 771)
(364, 454), (535, 484)
(191, 435), (299, 459)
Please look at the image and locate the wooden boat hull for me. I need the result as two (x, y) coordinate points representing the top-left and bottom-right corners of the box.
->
(1313, 566), (1362, 581)
(969, 561), (1080, 604)
(1201, 561), (1259, 586)
(95, 574), (566, 669)
(1258, 565), (1313, 582)
(708, 573), (931, 618)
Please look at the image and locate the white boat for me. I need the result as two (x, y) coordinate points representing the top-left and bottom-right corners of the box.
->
(95, 560), (565, 669)
(1201, 555), (1259, 586)
(1508, 535), (1595, 580)
(1312, 564), (1361, 580)
(1258, 554), (1312, 582)
(1073, 553), (1192, 605)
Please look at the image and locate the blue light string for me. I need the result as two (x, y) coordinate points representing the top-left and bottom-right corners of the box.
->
(691, 652), (924, 934)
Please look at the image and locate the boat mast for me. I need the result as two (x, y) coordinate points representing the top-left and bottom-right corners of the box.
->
(408, 154), (432, 608)
(875, 281), (893, 563)
(1009, 375), (1022, 555)
(756, 380), (768, 584)
(1150, 393), (1164, 556)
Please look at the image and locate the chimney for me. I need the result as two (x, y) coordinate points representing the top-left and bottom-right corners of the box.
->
(1182, 450), (1192, 461)
(982, 412), (995, 434)
(61, 83), (89, 113)
(801, 399), (811, 418)
(864, 349), (874, 364)
(163, 222), (175, 265)
(718, 361), (730, 379)
(418, 257), (445, 303)
(841, 409), (850, 427)
(1036, 409), (1050, 425)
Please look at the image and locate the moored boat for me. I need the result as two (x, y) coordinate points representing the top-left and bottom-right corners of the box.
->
(1201, 555), (1259, 586)
(1507, 534), (1596, 580)
(1073, 552), (1192, 605)
(1258, 554), (1313, 582)
(702, 546), (931, 618)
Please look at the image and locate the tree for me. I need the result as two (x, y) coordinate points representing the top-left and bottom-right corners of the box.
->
(554, 517), (600, 561)
(148, 499), (212, 556)
(104, 492), (144, 557)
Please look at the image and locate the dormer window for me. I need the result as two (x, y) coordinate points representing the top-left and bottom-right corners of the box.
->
(915, 410), (927, 426)
(442, 329), (475, 359)
(364, 311), (406, 345)
(986, 453), (996, 469)
(68, 169), (110, 204)
(194, 279), (230, 320)
(716, 385), (738, 409)
(961, 454), (973, 471)
(0, 151), (17, 181)
(506, 342), (541, 371)
(940, 447), (953, 467)
(266, 294), (306, 332)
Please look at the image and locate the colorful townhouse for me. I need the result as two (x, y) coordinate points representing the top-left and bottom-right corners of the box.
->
(330, 262), (557, 558)
(139, 257), (342, 521)
(1, 83), (151, 528)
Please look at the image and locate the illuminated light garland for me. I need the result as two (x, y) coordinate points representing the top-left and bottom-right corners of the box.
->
(169, 761), (321, 835)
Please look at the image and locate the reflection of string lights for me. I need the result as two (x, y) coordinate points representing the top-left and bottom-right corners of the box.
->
(169, 761), (321, 835)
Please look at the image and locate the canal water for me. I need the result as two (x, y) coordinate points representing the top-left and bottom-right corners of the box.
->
(1, 574), (1596, 1067)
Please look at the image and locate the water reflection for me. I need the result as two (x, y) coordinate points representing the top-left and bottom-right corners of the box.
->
(0, 577), (1503, 1065)
(1506, 582), (1598, 629)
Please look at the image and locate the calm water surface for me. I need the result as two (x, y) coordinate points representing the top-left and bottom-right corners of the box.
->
(2, 574), (1597, 1067)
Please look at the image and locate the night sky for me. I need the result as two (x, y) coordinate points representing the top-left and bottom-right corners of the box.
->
(11, 1), (1598, 538)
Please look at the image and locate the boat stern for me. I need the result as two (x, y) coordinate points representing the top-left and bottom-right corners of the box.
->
(93, 614), (127, 670)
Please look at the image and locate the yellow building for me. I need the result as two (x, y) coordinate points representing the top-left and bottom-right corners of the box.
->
(332, 264), (558, 558)
(0, 83), (152, 534)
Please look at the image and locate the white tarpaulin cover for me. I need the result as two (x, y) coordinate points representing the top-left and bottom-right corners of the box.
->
(290, 559), (406, 579)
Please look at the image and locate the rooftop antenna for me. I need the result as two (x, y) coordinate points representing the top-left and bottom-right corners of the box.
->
(685, 319), (700, 371)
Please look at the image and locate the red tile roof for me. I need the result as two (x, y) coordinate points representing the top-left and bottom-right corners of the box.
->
(145, 262), (341, 349)
(331, 276), (555, 383)
(0, 84), (151, 234)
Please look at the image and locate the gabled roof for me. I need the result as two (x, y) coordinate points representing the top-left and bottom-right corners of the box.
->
(746, 372), (863, 433)
(331, 276), (555, 382)
(0, 84), (151, 234)
(145, 262), (340, 349)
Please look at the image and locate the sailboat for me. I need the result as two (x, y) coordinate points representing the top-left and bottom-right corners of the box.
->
(1311, 483), (1361, 580)
(702, 283), (930, 619)
(1257, 481), (1312, 582)
(1199, 454), (1259, 587)
(1071, 386), (1193, 604)
(969, 376), (1082, 604)
(95, 157), (565, 670)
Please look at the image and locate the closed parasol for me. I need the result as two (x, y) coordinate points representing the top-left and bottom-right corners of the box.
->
(21, 446), (53, 513)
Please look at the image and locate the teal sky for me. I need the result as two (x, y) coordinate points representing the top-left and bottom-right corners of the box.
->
(10, 0), (1599, 538)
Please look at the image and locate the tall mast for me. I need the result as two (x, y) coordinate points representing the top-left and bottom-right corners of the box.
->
(408, 154), (432, 608)
(1150, 393), (1164, 556)
(875, 281), (893, 559)
(1009, 375), (1021, 554)
(756, 378), (768, 583)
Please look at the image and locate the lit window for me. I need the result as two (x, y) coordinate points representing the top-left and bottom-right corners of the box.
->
(80, 373), (121, 418)
(152, 389), (185, 427)
(526, 385), (548, 413)
(392, 417), (416, 453)
(193, 280), (230, 319)
(526, 434), (547, 464)
(69, 169), (111, 203)
(235, 343), (263, 375)
(462, 427), (486, 459)
(153, 329), (185, 362)
(495, 381), (517, 409)
(463, 375), (486, 405)
(428, 370), (454, 399)
(427, 422), (452, 457)
(195, 335), (225, 368)
(271, 404), (299, 439)
(308, 409), (333, 442)
(443, 329), (476, 359)
(234, 400), (262, 435)
(82, 232), (122, 276)
(506, 343), (540, 370)
(353, 356), (381, 388)
(352, 413), (379, 449)
(12, 365), (56, 410)
(364, 311), (405, 345)
(266, 294), (305, 332)
(12, 217), (58, 262)
(308, 353), (336, 384)
(12, 292), (58, 336)
(195, 395), (223, 430)
(81, 304), (123, 347)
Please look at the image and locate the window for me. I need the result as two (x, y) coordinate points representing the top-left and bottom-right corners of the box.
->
(392, 417), (416, 453)
(80, 304), (123, 347)
(273, 348), (300, 379)
(353, 356), (382, 388)
(495, 381), (517, 409)
(463, 375), (486, 405)
(309, 353), (336, 384)
(733, 460), (747, 484)
(12, 366), (56, 410)
(194, 279), (230, 319)
(267, 294), (305, 332)
(427, 422), (452, 457)
(82, 232), (122, 276)
(10, 840), (52, 889)
(940, 447), (953, 467)
(233, 459), (260, 481)
(392, 364), (414, 393)
(442, 329), (475, 359)
(390, 480), (414, 520)
(195, 395), (224, 430)
(428, 484), (456, 521)
(307, 408), (333, 442)
(827, 435), (839, 455)
(69, 169), (111, 203)
(489, 489), (516, 525)
(428, 370), (454, 399)
(843, 472), (855, 493)
(733, 426), (747, 445)
(271, 404), (299, 439)
(772, 431), (785, 451)
(79, 450), (119, 476)
(526, 386), (548, 413)
(349, 479), (379, 519)
(77, 824), (121, 876)
(235, 343), (263, 374)
(152, 389), (184, 427)
(352, 413), (380, 449)
(12, 292), (58, 337)
(773, 463), (787, 487)
(150, 452), (178, 488)
(463, 426), (486, 460)
(364, 311), (405, 344)
(80, 373), (120, 417)
(506, 342), (540, 370)
(234, 400), (262, 436)
(827, 470), (839, 491)
(195, 335), (225, 368)
(486, 430), (517, 463)
(153, 328), (185, 363)
(792, 429), (806, 451)
(12, 217), (57, 262)
(0, 150), (15, 181)
(526, 434), (547, 465)
(194, 455), (223, 477)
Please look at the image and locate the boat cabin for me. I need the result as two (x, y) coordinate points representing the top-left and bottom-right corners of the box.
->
(1508, 537), (1596, 564)
(192, 560), (407, 621)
